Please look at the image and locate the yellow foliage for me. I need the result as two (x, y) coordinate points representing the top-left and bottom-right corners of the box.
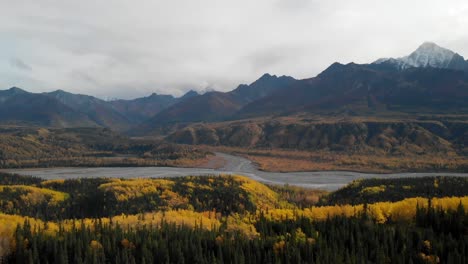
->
(306, 204), (364, 221)
(369, 197), (468, 223)
(273, 240), (286, 254)
(225, 213), (259, 239)
(90, 240), (103, 250)
(360, 185), (386, 195)
(108, 210), (220, 231)
(40, 179), (66, 187)
(160, 189), (189, 208)
(433, 179), (439, 188)
(294, 228), (307, 244)
(0, 194), (466, 255)
(0, 185), (69, 206)
(0, 209), (221, 257)
(431, 196), (468, 210)
(262, 196), (468, 224)
(366, 205), (387, 224)
(0, 213), (60, 258)
(121, 238), (135, 249)
(231, 175), (290, 210)
(98, 179), (174, 201)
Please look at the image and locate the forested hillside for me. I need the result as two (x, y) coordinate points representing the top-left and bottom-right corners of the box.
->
(0, 127), (209, 168)
(167, 119), (468, 154)
(0, 174), (466, 263)
(168, 117), (468, 172)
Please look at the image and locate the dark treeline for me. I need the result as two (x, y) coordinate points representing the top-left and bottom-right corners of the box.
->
(7, 204), (467, 264)
(324, 176), (468, 205)
(0, 173), (42, 186)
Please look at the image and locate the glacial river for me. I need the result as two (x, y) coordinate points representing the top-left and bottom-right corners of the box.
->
(3, 152), (468, 190)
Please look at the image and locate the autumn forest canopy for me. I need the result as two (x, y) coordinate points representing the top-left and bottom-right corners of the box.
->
(0, 173), (466, 263)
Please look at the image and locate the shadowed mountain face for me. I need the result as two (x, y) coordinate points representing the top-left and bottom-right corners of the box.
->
(0, 88), (195, 130)
(0, 87), (96, 127)
(109, 93), (177, 122)
(47, 90), (132, 131)
(230, 73), (297, 103)
(133, 74), (297, 134)
(237, 63), (468, 118)
(132, 92), (246, 135)
(109, 90), (199, 124)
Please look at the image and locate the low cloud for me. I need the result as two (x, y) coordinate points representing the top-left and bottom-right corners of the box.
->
(0, 0), (467, 99)
(9, 58), (32, 71)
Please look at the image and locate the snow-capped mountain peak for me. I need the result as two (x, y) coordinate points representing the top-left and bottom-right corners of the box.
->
(373, 42), (467, 71)
(402, 42), (455, 69)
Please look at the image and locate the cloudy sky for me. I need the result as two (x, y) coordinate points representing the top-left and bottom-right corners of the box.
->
(1, 0), (467, 99)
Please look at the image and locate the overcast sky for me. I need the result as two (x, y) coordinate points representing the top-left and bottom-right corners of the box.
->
(1, 0), (467, 99)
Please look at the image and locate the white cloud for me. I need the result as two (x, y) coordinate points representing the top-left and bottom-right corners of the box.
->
(0, 0), (467, 99)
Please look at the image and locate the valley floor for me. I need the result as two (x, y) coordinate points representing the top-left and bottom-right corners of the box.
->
(4, 152), (468, 191)
(204, 146), (468, 173)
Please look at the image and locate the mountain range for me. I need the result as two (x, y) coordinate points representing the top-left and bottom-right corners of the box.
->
(1, 42), (468, 135)
(133, 73), (297, 134)
(0, 88), (198, 130)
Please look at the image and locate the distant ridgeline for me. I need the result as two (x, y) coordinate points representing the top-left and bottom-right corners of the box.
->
(0, 173), (466, 263)
(0, 42), (467, 134)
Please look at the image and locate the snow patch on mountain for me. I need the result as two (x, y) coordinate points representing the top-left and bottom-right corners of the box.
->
(373, 42), (464, 70)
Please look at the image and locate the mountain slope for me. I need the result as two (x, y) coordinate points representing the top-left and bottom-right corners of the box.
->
(134, 74), (296, 134)
(0, 87), (200, 130)
(109, 90), (199, 123)
(47, 90), (132, 131)
(0, 88), (96, 127)
(237, 63), (468, 118)
(136, 91), (243, 129)
(179, 90), (200, 101)
(230, 73), (296, 103)
(109, 93), (177, 122)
